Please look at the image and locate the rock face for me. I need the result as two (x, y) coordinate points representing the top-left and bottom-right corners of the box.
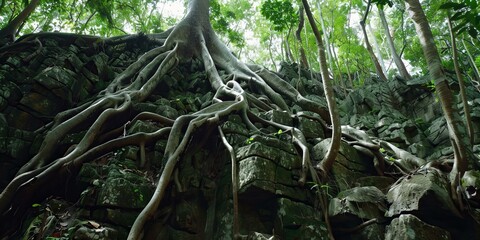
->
(385, 214), (451, 240)
(1, 33), (480, 240)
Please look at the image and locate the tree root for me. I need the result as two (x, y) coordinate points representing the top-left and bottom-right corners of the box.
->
(0, 1), (344, 238)
(218, 126), (240, 239)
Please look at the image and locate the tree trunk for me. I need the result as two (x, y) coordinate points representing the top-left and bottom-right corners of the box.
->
(284, 29), (295, 62)
(447, 15), (474, 145)
(0, 0), (40, 45)
(301, 0), (341, 176)
(360, 0), (388, 81)
(296, 6), (310, 69)
(316, 0), (334, 77)
(378, 6), (411, 80)
(367, 23), (387, 74)
(405, 0), (476, 207)
(462, 39), (480, 86)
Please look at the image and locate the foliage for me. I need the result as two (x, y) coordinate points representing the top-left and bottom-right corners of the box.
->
(87, 0), (114, 27)
(440, 0), (480, 38)
(210, 0), (249, 47)
(372, 0), (393, 8)
(260, 0), (297, 32)
(1, 0), (480, 85)
(0, 0), (172, 37)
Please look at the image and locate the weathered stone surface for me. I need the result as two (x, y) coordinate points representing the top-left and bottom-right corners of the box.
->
(330, 161), (368, 192)
(386, 169), (460, 218)
(425, 117), (449, 146)
(349, 224), (385, 240)
(128, 119), (160, 134)
(236, 142), (300, 170)
(238, 156), (276, 198)
(407, 139), (433, 159)
(329, 186), (387, 221)
(73, 226), (119, 240)
(170, 192), (207, 234)
(105, 209), (139, 228)
(313, 139), (372, 173)
(34, 66), (78, 102)
(278, 198), (328, 240)
(1, 127), (35, 161)
(385, 214), (451, 240)
(313, 139), (374, 192)
(298, 116), (325, 139)
(274, 183), (310, 202)
(354, 176), (396, 193)
(0, 81), (22, 111)
(262, 110), (292, 126)
(96, 168), (154, 209)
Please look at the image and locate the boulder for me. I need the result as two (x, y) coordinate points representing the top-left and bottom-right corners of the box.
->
(386, 168), (460, 218)
(385, 214), (451, 240)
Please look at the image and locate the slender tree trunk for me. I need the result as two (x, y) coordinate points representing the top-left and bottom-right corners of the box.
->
(360, 0), (388, 81)
(378, 6), (411, 80)
(296, 6), (309, 69)
(331, 44), (347, 93)
(405, 0), (476, 208)
(367, 23), (387, 74)
(268, 34), (278, 72)
(0, 0), (40, 45)
(302, 2), (339, 238)
(316, 1), (334, 77)
(447, 15), (474, 145)
(301, 0), (341, 177)
(316, 1), (346, 93)
(462, 39), (480, 84)
(284, 29), (295, 62)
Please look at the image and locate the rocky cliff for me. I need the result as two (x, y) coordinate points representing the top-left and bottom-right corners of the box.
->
(1, 33), (480, 239)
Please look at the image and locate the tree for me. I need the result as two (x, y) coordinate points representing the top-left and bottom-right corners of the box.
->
(360, 0), (388, 81)
(0, 0), (334, 238)
(301, 0), (341, 176)
(405, 0), (477, 208)
(447, 14), (474, 145)
(440, 0), (480, 39)
(295, 5), (310, 68)
(377, 3), (411, 80)
(0, 0), (40, 45)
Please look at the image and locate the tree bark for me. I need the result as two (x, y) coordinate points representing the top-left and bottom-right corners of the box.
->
(360, 0), (388, 81)
(405, 0), (476, 206)
(378, 6), (411, 80)
(367, 23), (387, 74)
(447, 15), (474, 145)
(0, 0), (40, 45)
(296, 6), (310, 69)
(316, 0), (334, 77)
(462, 39), (480, 86)
(284, 29), (295, 63)
(300, 4), (338, 238)
(301, 0), (341, 176)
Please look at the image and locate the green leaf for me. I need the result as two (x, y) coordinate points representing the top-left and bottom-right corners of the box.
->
(468, 25), (478, 38)
(32, 203), (42, 208)
(451, 11), (467, 21)
(439, 2), (466, 10)
(372, 0), (393, 7)
(260, 0), (297, 32)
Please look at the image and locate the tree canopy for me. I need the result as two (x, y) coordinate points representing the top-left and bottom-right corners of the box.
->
(1, 0), (479, 81)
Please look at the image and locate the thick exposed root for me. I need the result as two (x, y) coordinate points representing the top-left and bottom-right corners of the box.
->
(0, 5), (342, 238)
